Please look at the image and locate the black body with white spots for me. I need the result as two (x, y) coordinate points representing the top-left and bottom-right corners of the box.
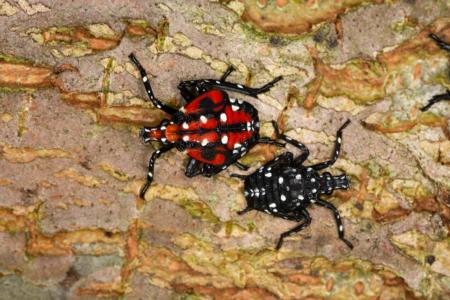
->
(129, 53), (283, 199)
(233, 120), (353, 250)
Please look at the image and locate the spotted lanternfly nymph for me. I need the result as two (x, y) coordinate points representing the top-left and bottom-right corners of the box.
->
(420, 34), (450, 111)
(233, 120), (353, 250)
(129, 54), (284, 198)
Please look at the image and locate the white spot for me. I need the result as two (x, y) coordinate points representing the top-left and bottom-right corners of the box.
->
(234, 143), (242, 149)
(255, 122), (260, 128)
(278, 177), (284, 184)
(280, 195), (286, 201)
(156, 150), (161, 154)
(265, 172), (272, 178)
(327, 177), (331, 181)
(337, 215), (340, 219)
(143, 76), (148, 82)
(336, 151), (339, 155)
(156, 104), (162, 109)
(312, 189), (317, 193)
(338, 137), (342, 143)
(298, 195), (304, 200)
(215, 80), (221, 84)
(230, 98), (236, 103)
(269, 203), (276, 208)
(311, 178), (316, 183)
(144, 138), (150, 143)
(232, 105), (239, 111)
(285, 136), (292, 141)
(180, 107), (186, 113)
(237, 84), (244, 89)
(221, 135), (228, 144)
(182, 122), (189, 129)
(200, 115), (207, 123)
(201, 138), (209, 146)
(295, 174), (301, 180)
(339, 225), (343, 232)
(144, 128), (150, 132)
(160, 126), (166, 130)
(222, 165), (227, 170)
(307, 168), (313, 172)
(161, 137), (167, 142)
(233, 150), (239, 154)
(244, 191), (249, 196)
(220, 113), (227, 122)
(267, 167), (272, 171)
(259, 168), (263, 173)
(264, 209), (270, 214)
(238, 99), (243, 104)
(182, 135), (189, 142)
(247, 122), (252, 130)
(148, 172), (153, 177)
(273, 208), (278, 213)
(310, 199), (316, 203)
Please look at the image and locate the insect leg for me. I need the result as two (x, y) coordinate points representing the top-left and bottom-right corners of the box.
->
(235, 161), (249, 171)
(237, 206), (253, 215)
(220, 65), (235, 81)
(230, 173), (247, 180)
(430, 33), (450, 52)
(309, 119), (350, 171)
(316, 198), (353, 249)
(275, 210), (311, 250)
(420, 90), (450, 111)
(129, 53), (177, 115)
(189, 76), (283, 98)
(185, 158), (203, 177)
(271, 121), (309, 164)
(140, 145), (174, 199)
(257, 137), (285, 147)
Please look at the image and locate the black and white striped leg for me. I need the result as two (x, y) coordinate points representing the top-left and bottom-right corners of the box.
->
(140, 145), (174, 199)
(129, 53), (177, 115)
(276, 209), (311, 250)
(309, 119), (351, 171)
(190, 76), (283, 98)
(316, 198), (353, 249)
(420, 90), (450, 111)
(271, 121), (310, 164)
(430, 33), (450, 52)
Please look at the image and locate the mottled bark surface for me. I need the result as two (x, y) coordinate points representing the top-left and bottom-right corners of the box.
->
(0, 0), (449, 299)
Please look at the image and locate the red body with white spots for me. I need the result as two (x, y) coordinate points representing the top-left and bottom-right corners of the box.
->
(141, 89), (260, 168)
